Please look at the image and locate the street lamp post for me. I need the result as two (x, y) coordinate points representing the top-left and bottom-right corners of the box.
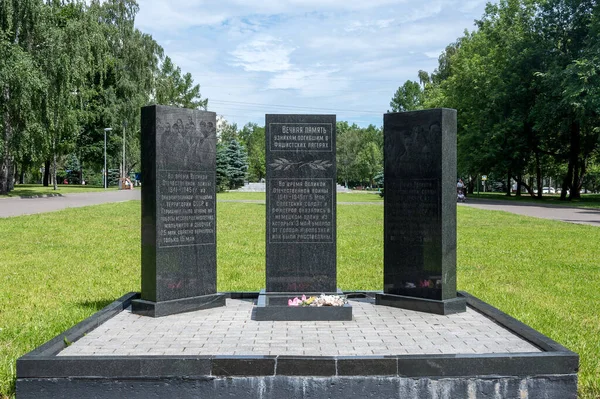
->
(104, 128), (112, 189)
(122, 120), (127, 179)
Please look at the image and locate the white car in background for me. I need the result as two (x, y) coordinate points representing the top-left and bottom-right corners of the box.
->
(543, 187), (556, 194)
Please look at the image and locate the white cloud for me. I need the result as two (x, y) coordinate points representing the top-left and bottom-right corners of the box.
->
(230, 37), (295, 72)
(267, 67), (350, 98)
(133, 0), (498, 127)
(424, 50), (443, 59)
(345, 19), (395, 33)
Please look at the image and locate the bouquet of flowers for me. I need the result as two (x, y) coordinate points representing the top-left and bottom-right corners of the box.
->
(288, 294), (347, 307)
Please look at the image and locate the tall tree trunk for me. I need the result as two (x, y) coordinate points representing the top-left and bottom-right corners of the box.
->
(535, 152), (542, 198)
(53, 148), (58, 190)
(516, 173), (522, 197)
(8, 159), (15, 191)
(561, 163), (572, 201)
(14, 162), (19, 186)
(0, 88), (12, 195)
(568, 121), (581, 200)
(52, 108), (58, 190)
(43, 159), (51, 186)
(506, 170), (511, 196)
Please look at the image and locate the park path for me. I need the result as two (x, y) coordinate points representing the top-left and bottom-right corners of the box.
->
(1, 191), (599, 226)
(461, 198), (600, 227)
(0, 190), (141, 218)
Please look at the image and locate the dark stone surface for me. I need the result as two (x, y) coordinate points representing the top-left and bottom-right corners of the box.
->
(254, 289), (352, 321)
(16, 375), (578, 399)
(136, 105), (220, 317)
(131, 293), (225, 317)
(139, 357), (212, 377)
(337, 357), (398, 376)
(265, 114), (337, 293)
(276, 357), (336, 376)
(383, 109), (459, 305)
(375, 293), (466, 315)
(212, 356), (276, 376)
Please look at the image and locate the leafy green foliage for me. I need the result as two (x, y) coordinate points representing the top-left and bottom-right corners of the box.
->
(239, 123), (265, 182)
(412, 0), (600, 201)
(225, 139), (248, 190)
(0, 0), (205, 195)
(336, 121), (383, 187)
(388, 80), (424, 112)
(154, 56), (207, 110)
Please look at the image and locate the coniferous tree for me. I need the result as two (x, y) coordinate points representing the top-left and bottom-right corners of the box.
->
(225, 139), (248, 190)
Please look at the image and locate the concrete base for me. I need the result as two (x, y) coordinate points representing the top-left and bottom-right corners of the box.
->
(17, 375), (578, 399)
(376, 293), (466, 315)
(16, 291), (579, 399)
(131, 293), (225, 317)
(254, 289), (352, 321)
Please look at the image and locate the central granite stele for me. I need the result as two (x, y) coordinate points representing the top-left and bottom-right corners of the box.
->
(254, 114), (352, 321)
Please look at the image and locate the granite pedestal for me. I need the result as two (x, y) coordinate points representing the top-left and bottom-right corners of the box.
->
(260, 114), (350, 320)
(379, 108), (466, 314)
(254, 289), (352, 321)
(132, 105), (225, 317)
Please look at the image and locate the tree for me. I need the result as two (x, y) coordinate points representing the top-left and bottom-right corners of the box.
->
(217, 116), (238, 143)
(418, 0), (600, 202)
(37, 0), (106, 189)
(79, 0), (162, 179)
(155, 56), (207, 110)
(215, 142), (229, 191)
(0, 0), (45, 195)
(225, 139), (248, 190)
(532, 0), (600, 199)
(239, 122), (265, 182)
(389, 80), (424, 112)
(336, 121), (383, 187)
(336, 122), (360, 187)
(356, 141), (383, 187)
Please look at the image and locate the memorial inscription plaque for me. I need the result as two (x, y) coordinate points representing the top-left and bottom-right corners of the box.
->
(132, 105), (225, 317)
(376, 108), (466, 315)
(255, 114), (350, 321)
(265, 115), (337, 293)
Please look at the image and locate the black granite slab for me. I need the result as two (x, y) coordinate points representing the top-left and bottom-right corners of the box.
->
(133, 105), (224, 317)
(265, 114), (337, 293)
(253, 290), (352, 321)
(131, 293), (225, 317)
(381, 109), (465, 313)
(376, 292), (465, 315)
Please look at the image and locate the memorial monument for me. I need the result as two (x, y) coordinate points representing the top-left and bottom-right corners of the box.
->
(376, 108), (466, 315)
(131, 105), (225, 317)
(255, 114), (351, 320)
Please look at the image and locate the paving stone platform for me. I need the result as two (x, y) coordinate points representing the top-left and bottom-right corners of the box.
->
(59, 298), (539, 357)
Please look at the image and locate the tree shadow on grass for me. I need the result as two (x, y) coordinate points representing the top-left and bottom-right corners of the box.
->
(76, 298), (116, 313)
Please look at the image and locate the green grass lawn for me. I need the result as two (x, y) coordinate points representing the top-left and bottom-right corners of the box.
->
(0, 201), (598, 398)
(0, 184), (122, 198)
(469, 191), (600, 208)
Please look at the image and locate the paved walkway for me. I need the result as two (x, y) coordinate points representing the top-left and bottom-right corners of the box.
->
(59, 298), (539, 357)
(461, 198), (600, 226)
(2, 191), (599, 227)
(0, 190), (140, 218)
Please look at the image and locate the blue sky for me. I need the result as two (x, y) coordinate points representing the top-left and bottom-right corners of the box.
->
(135, 0), (495, 128)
